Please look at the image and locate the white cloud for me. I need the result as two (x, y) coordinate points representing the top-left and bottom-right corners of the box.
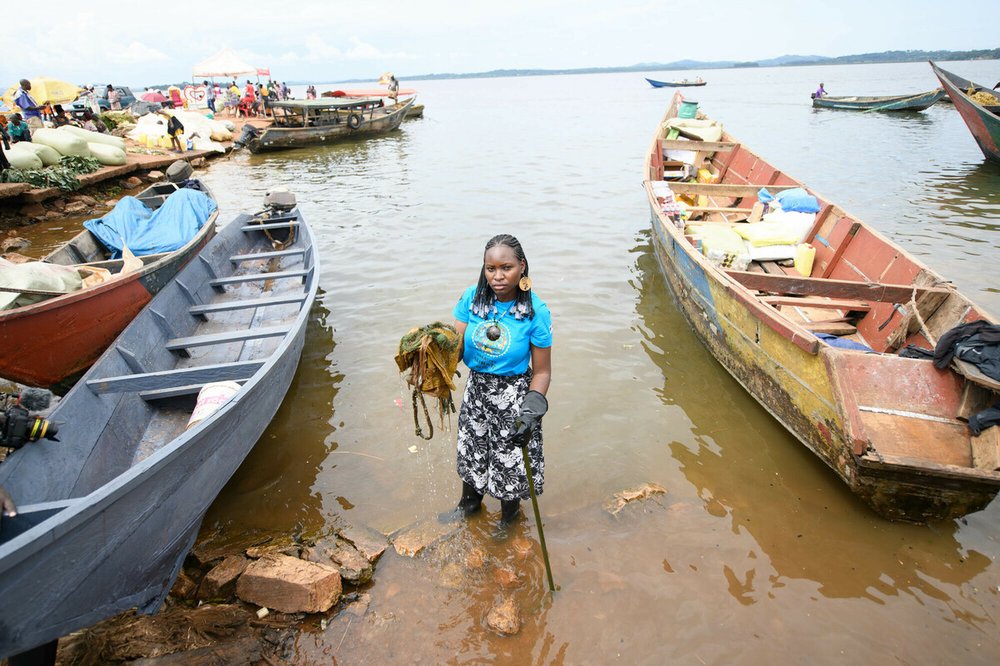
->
(108, 42), (170, 65)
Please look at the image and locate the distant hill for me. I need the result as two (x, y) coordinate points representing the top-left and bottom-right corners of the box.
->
(331, 47), (1000, 84)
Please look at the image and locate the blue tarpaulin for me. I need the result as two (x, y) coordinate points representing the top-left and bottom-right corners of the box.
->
(83, 188), (216, 258)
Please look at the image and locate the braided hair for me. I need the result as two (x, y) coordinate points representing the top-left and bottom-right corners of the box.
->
(470, 234), (535, 320)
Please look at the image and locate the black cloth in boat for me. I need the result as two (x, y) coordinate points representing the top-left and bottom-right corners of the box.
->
(969, 401), (1000, 437)
(933, 320), (1000, 382)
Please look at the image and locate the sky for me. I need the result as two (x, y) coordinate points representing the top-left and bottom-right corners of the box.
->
(3, 0), (998, 87)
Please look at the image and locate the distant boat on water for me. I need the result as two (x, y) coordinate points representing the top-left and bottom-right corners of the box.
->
(646, 78), (707, 88)
(811, 89), (945, 112)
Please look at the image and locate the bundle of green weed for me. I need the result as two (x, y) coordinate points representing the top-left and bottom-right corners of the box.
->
(398, 322), (460, 354)
(0, 155), (103, 191)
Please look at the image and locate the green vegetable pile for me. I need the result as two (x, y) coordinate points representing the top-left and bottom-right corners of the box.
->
(0, 155), (104, 191)
(100, 112), (133, 131)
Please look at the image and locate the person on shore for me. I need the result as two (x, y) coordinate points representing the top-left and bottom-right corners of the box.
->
(161, 111), (184, 152)
(0, 119), (10, 172)
(306, 85), (317, 100)
(81, 110), (107, 133)
(814, 82), (827, 98)
(282, 81), (290, 100)
(260, 81), (271, 116)
(107, 84), (121, 111)
(13, 79), (46, 128)
(7, 114), (32, 143)
(203, 80), (216, 113)
(446, 234), (553, 527)
(51, 105), (76, 128)
(387, 74), (399, 104)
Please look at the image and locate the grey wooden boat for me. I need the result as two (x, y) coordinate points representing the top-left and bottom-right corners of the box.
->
(811, 88), (945, 111)
(0, 200), (319, 658)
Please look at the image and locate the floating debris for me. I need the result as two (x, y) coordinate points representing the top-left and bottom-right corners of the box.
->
(604, 482), (668, 516)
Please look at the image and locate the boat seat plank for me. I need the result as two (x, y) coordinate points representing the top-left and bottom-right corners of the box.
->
(210, 269), (309, 287)
(726, 270), (952, 303)
(668, 183), (800, 197)
(189, 294), (307, 315)
(230, 248), (306, 263)
(686, 206), (754, 214)
(662, 140), (739, 152)
(139, 380), (248, 402)
(804, 321), (858, 335)
(764, 296), (872, 312)
(952, 359), (1000, 392)
(166, 325), (291, 352)
(87, 360), (265, 394)
(241, 221), (301, 232)
(971, 429), (1000, 471)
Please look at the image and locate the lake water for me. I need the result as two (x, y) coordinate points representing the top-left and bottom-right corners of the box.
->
(26, 60), (1000, 663)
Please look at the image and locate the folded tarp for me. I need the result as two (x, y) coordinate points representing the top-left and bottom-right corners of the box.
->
(83, 188), (216, 259)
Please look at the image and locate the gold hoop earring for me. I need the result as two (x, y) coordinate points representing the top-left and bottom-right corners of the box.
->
(519, 275), (532, 292)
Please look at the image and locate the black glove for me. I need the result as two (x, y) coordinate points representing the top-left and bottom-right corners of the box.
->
(510, 391), (548, 449)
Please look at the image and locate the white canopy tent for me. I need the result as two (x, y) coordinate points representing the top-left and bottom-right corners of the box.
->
(192, 48), (258, 79)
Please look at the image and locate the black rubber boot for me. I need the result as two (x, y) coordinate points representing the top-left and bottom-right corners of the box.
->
(458, 481), (484, 516)
(499, 499), (522, 526)
(438, 481), (483, 523)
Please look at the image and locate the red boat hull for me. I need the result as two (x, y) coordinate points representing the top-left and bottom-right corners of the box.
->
(0, 276), (154, 386)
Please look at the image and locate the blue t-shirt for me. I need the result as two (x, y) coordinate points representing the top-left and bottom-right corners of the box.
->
(453, 286), (552, 376)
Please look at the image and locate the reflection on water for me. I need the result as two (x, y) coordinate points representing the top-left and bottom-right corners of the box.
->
(199, 293), (339, 540)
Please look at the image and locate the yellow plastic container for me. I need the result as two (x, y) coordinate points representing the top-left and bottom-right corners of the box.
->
(794, 244), (816, 277)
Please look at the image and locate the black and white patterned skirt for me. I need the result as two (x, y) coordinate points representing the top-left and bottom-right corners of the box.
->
(456, 370), (544, 501)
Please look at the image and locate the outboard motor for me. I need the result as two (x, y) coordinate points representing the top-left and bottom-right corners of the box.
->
(263, 189), (297, 215)
(234, 124), (260, 150)
(249, 189), (298, 248)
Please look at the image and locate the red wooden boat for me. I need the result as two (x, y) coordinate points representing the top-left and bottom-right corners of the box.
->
(644, 92), (1000, 522)
(931, 61), (1000, 163)
(0, 180), (217, 387)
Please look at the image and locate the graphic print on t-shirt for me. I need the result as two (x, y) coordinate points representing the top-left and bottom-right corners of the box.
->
(472, 319), (511, 360)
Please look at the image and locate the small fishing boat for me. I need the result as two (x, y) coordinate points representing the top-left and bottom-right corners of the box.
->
(0, 192), (318, 658)
(238, 96), (415, 153)
(646, 77), (707, 88)
(930, 61), (1000, 163)
(0, 172), (218, 387)
(644, 92), (1000, 523)
(811, 88), (945, 111)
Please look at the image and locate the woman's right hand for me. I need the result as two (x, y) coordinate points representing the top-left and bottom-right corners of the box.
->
(0, 485), (16, 518)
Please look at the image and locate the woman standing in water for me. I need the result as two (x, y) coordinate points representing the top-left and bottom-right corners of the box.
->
(449, 234), (552, 526)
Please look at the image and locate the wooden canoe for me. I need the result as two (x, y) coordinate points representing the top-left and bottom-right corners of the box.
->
(0, 179), (218, 388)
(644, 91), (1000, 523)
(811, 88), (946, 111)
(647, 78), (707, 88)
(0, 203), (318, 658)
(248, 97), (415, 153)
(931, 61), (1000, 163)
